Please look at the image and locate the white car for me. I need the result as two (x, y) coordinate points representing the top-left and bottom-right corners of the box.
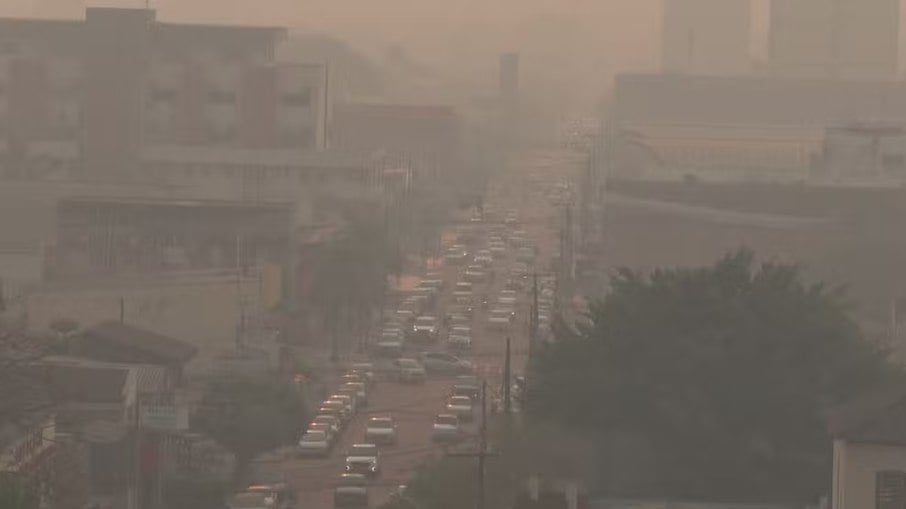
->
(432, 413), (462, 442)
(365, 416), (398, 445)
(345, 443), (381, 477)
(487, 309), (513, 329)
(446, 395), (474, 422)
(446, 334), (472, 351)
(474, 251), (494, 266)
(298, 429), (331, 457)
(452, 281), (473, 298)
(394, 358), (427, 383)
(497, 290), (518, 306)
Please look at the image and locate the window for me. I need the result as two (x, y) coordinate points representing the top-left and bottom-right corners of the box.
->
(877, 470), (906, 509)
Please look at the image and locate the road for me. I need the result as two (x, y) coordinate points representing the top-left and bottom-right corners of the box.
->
(277, 149), (576, 509)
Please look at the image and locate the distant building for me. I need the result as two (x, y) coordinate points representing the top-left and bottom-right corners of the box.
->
(0, 7), (328, 179)
(661, 0), (751, 76)
(609, 73), (906, 181)
(333, 102), (462, 179)
(770, 0), (899, 79)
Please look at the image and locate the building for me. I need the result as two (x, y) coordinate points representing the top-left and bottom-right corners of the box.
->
(826, 387), (906, 509)
(770, 0), (899, 79)
(0, 7), (328, 179)
(661, 0), (751, 76)
(333, 102), (462, 179)
(609, 73), (906, 181)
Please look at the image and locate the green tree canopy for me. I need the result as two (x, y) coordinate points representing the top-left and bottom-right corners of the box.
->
(525, 249), (900, 502)
(193, 378), (307, 466)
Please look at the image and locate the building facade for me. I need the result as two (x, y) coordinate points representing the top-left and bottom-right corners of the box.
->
(770, 0), (899, 79)
(0, 7), (328, 179)
(661, 0), (751, 76)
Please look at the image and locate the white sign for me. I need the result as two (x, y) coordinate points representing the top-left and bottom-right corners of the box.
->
(140, 404), (188, 431)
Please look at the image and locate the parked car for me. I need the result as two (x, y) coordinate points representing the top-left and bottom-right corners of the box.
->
(343, 382), (368, 406)
(420, 352), (473, 376)
(319, 400), (351, 423)
(349, 363), (376, 385)
(463, 265), (486, 283)
(497, 290), (518, 306)
(298, 429), (332, 458)
(432, 413), (462, 442)
(393, 358), (427, 383)
(365, 416), (398, 445)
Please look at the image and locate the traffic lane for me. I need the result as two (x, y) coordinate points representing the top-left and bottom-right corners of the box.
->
(286, 379), (459, 509)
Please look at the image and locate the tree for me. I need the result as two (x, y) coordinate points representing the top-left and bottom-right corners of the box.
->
(525, 249), (900, 502)
(193, 378), (308, 466)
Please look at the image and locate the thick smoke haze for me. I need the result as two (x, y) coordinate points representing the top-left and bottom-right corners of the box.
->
(3, 0), (665, 113)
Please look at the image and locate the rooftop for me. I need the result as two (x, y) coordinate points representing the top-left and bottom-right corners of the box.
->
(826, 386), (906, 446)
(82, 321), (197, 365)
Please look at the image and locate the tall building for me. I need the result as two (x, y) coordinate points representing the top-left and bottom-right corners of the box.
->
(661, 0), (751, 75)
(770, 0), (899, 79)
(0, 7), (329, 179)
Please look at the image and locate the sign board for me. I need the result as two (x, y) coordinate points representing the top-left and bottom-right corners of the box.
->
(139, 404), (188, 431)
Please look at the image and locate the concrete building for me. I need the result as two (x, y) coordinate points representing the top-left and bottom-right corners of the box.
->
(827, 387), (906, 509)
(661, 0), (751, 75)
(0, 7), (328, 179)
(609, 73), (906, 181)
(770, 0), (899, 79)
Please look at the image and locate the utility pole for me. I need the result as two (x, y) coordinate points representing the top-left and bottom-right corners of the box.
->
(478, 381), (487, 509)
(529, 272), (539, 357)
(450, 381), (495, 509)
(503, 337), (512, 415)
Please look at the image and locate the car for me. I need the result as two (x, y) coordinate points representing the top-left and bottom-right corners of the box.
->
(444, 247), (468, 264)
(237, 484), (296, 509)
(411, 315), (440, 342)
(420, 352), (473, 376)
(393, 358), (427, 383)
(463, 266), (486, 283)
(450, 325), (472, 337)
(446, 395), (475, 422)
(419, 279), (444, 291)
(228, 489), (295, 509)
(474, 251), (494, 266)
(446, 334), (472, 351)
(498, 290), (518, 306)
(334, 474), (369, 509)
(312, 414), (342, 435)
(447, 303), (473, 317)
(487, 309), (513, 329)
(335, 388), (362, 411)
(329, 394), (357, 415)
(432, 413), (462, 442)
(320, 400), (351, 423)
(451, 383), (480, 403)
(298, 429), (332, 457)
(395, 308), (416, 324)
(446, 313), (471, 327)
(373, 340), (404, 359)
(343, 382), (368, 406)
(380, 328), (406, 344)
(307, 422), (335, 442)
(349, 363), (376, 385)
(365, 416), (398, 445)
(452, 281), (473, 298)
(489, 243), (507, 256)
(453, 296), (475, 312)
(345, 443), (381, 477)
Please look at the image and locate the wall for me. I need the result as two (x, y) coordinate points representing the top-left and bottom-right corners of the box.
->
(834, 440), (906, 509)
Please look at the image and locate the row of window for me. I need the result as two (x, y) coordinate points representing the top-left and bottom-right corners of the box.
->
(148, 163), (373, 184)
(147, 87), (313, 107)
